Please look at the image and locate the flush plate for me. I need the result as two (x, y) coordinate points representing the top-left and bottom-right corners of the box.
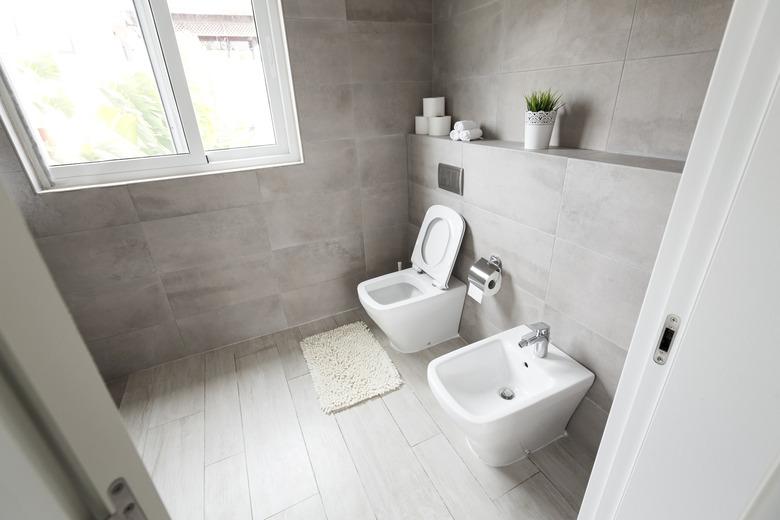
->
(438, 163), (463, 195)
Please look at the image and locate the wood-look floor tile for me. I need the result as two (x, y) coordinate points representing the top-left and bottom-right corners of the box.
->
(383, 385), (439, 446)
(236, 347), (317, 519)
(336, 397), (452, 520)
(413, 434), (503, 520)
(297, 316), (338, 339)
(204, 348), (243, 465)
(119, 367), (156, 454)
(529, 436), (595, 510)
(272, 328), (308, 380)
(495, 473), (577, 520)
(267, 495), (326, 520)
(142, 412), (204, 520)
(147, 355), (205, 428)
(289, 375), (376, 519)
(204, 454), (251, 520)
(333, 308), (363, 326)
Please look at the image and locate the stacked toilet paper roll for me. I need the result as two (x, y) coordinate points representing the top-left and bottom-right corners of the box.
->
(414, 97), (452, 136)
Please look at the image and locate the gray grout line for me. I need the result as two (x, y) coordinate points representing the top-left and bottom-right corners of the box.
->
(605, 0), (640, 149)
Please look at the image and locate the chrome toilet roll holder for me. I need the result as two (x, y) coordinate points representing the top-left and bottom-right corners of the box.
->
(468, 255), (502, 290)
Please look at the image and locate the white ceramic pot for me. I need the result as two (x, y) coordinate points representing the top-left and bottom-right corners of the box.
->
(524, 110), (557, 150)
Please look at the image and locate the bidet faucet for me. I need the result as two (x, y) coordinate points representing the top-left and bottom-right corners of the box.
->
(518, 322), (550, 358)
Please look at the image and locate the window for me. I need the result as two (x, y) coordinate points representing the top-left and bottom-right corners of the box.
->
(0, 0), (301, 192)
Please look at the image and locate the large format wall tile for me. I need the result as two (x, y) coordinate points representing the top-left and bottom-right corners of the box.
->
(558, 160), (679, 270)
(271, 233), (365, 291)
(352, 82), (431, 137)
(37, 224), (157, 294)
(258, 139), (358, 199)
(129, 173), (260, 221)
(627, 0), (733, 59)
(437, 76), (498, 137)
(346, 0), (432, 22)
(495, 62), (623, 149)
(281, 274), (363, 325)
(433, 0), (498, 23)
(296, 84), (355, 142)
(364, 224), (408, 277)
(607, 52), (718, 160)
(408, 183), (463, 227)
(546, 239), (651, 349)
(361, 181), (408, 230)
(357, 135), (407, 187)
(462, 143), (566, 234)
(407, 134), (461, 189)
(285, 19), (351, 86)
(263, 189), (362, 250)
(1, 171), (138, 237)
(349, 21), (432, 83)
(142, 206), (271, 274)
(500, 0), (634, 72)
(433, 2), (502, 83)
(282, 0), (346, 20)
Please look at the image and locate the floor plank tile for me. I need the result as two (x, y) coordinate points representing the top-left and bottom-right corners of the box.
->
(236, 347), (317, 519)
(142, 412), (204, 520)
(333, 308), (363, 326)
(529, 436), (595, 510)
(267, 495), (326, 520)
(495, 473), (577, 520)
(232, 335), (275, 359)
(414, 434), (503, 520)
(204, 348), (243, 465)
(204, 454), (251, 520)
(147, 355), (205, 428)
(297, 316), (338, 339)
(383, 385), (440, 446)
(272, 328), (308, 380)
(119, 368), (156, 454)
(336, 397), (452, 520)
(289, 375), (376, 520)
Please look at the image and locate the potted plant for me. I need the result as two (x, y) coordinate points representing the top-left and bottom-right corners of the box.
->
(524, 89), (563, 150)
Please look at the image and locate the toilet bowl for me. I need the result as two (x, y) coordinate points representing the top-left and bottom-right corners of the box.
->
(427, 325), (594, 466)
(358, 205), (466, 353)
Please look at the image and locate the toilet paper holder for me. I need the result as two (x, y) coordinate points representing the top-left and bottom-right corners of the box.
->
(468, 255), (502, 292)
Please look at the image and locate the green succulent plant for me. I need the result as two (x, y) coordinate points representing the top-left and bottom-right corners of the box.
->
(524, 89), (564, 112)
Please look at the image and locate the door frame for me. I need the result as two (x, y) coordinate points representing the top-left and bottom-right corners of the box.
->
(579, 0), (780, 518)
(0, 180), (169, 517)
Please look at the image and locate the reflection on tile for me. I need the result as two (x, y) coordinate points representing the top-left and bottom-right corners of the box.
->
(607, 52), (717, 160)
(349, 21), (432, 83)
(129, 173), (260, 221)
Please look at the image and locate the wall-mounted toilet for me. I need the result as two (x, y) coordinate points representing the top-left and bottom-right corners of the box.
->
(358, 205), (467, 353)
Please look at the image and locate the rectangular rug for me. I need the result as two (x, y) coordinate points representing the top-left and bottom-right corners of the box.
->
(300, 321), (403, 414)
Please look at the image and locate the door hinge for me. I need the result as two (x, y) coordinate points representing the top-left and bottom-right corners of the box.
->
(105, 478), (147, 520)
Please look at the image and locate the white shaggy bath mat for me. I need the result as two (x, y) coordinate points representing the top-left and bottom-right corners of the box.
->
(300, 321), (402, 414)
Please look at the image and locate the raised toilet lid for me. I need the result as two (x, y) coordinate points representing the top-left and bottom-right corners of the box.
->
(411, 205), (465, 289)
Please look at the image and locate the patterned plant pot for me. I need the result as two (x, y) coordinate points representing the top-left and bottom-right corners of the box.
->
(524, 110), (557, 150)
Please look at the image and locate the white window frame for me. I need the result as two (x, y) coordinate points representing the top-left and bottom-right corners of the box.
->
(0, 0), (302, 193)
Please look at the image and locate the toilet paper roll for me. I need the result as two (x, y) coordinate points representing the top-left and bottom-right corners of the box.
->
(467, 257), (502, 303)
(415, 116), (429, 135)
(423, 97), (445, 117)
(428, 116), (452, 136)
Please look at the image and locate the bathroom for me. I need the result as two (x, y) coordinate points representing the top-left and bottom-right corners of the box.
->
(1, 1), (778, 519)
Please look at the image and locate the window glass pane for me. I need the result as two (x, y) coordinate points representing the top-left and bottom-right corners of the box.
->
(169, 0), (276, 150)
(0, 0), (179, 165)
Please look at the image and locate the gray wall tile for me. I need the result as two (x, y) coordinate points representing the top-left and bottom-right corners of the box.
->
(349, 22), (432, 83)
(546, 239), (650, 349)
(364, 224), (408, 277)
(495, 62), (623, 150)
(36, 224), (157, 294)
(408, 183), (463, 227)
(361, 181), (408, 230)
(433, 0), (498, 23)
(433, 2), (502, 83)
(346, 0), (432, 22)
(286, 19), (351, 86)
(87, 320), (185, 380)
(407, 134), (462, 189)
(142, 206), (271, 273)
(271, 233), (366, 291)
(264, 189), (362, 250)
(162, 255), (279, 319)
(128, 173), (260, 221)
(566, 397), (608, 455)
(282, 0), (346, 20)
(607, 52), (718, 160)
(65, 281), (173, 340)
(357, 135), (408, 187)
(296, 84), (355, 142)
(437, 76), (498, 138)
(558, 160), (679, 270)
(627, 0), (733, 59)
(1, 171), (138, 237)
(258, 139), (358, 199)
(281, 274), (362, 325)
(176, 295), (288, 352)
(458, 296), (501, 344)
(352, 82), (431, 137)
(462, 143), (566, 233)
(500, 0), (634, 72)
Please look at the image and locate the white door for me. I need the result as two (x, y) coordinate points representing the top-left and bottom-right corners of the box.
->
(0, 182), (169, 518)
(580, 1), (780, 518)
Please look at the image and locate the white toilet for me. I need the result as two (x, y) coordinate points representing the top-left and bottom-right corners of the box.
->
(358, 205), (467, 353)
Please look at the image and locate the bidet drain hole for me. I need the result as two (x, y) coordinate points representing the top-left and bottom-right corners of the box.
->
(498, 387), (515, 400)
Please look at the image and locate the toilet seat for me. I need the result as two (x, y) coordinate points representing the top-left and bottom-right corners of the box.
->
(411, 205), (465, 289)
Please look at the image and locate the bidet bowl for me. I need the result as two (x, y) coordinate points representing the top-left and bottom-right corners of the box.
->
(427, 325), (594, 466)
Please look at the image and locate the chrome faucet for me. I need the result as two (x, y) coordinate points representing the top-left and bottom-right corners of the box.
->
(518, 322), (550, 358)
